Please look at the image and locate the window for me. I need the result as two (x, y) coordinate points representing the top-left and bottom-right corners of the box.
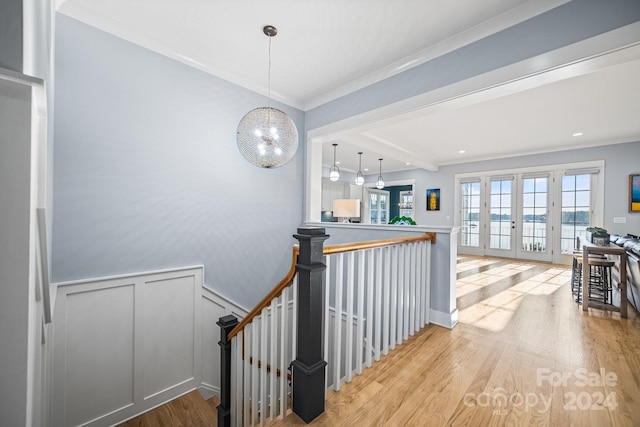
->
(561, 174), (591, 254)
(460, 181), (481, 247)
(521, 176), (548, 253)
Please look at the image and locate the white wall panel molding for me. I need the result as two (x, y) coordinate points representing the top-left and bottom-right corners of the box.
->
(52, 267), (205, 426)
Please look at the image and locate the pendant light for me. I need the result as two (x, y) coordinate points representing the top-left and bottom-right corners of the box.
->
(236, 25), (298, 168)
(376, 158), (385, 189)
(355, 152), (364, 186)
(329, 143), (340, 181)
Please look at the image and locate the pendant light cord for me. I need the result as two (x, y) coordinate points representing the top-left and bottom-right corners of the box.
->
(267, 34), (272, 110)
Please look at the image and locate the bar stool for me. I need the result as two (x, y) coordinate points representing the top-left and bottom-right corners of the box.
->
(572, 251), (608, 303)
(586, 257), (615, 304)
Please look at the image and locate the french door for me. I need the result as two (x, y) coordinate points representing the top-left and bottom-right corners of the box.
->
(482, 175), (551, 261)
(458, 164), (603, 264)
(368, 189), (390, 224)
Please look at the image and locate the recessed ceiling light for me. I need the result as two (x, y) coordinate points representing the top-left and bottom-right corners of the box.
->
(458, 150), (466, 154)
(364, 168), (369, 171)
(572, 132), (583, 137)
(406, 162), (411, 166)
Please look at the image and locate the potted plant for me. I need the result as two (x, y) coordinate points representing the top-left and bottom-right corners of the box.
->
(389, 216), (416, 225)
(586, 226), (609, 246)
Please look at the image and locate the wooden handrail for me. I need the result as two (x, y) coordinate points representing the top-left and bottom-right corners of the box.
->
(227, 232), (436, 340)
(323, 232), (436, 255)
(228, 246), (299, 339)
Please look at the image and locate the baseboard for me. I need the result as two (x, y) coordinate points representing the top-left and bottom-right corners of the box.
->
(198, 383), (220, 401)
(429, 308), (458, 329)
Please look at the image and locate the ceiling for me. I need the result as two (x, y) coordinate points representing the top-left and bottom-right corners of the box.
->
(56, 0), (640, 175)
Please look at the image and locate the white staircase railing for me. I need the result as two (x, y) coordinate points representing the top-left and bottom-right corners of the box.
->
(218, 230), (435, 426)
(324, 239), (431, 391)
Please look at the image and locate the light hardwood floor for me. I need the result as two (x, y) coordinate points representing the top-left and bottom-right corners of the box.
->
(121, 256), (640, 426)
(117, 390), (219, 426)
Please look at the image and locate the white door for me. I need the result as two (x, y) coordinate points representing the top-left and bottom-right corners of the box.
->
(485, 177), (516, 258)
(515, 175), (552, 262)
(368, 189), (390, 224)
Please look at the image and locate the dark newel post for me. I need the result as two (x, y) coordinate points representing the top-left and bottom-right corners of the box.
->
(217, 314), (239, 427)
(291, 227), (329, 423)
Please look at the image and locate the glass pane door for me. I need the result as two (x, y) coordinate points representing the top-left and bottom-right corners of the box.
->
(485, 179), (515, 257)
(517, 176), (551, 261)
(398, 190), (413, 218)
(368, 189), (389, 224)
(369, 192), (378, 224)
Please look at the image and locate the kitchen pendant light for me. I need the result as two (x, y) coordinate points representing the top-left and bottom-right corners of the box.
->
(329, 143), (340, 181)
(355, 152), (364, 186)
(375, 158), (385, 189)
(236, 25), (298, 168)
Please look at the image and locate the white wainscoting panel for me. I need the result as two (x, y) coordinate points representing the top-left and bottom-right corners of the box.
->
(142, 275), (197, 399)
(52, 267), (205, 426)
(65, 284), (136, 426)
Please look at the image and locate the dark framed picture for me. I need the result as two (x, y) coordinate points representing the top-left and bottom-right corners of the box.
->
(426, 188), (440, 211)
(630, 174), (640, 212)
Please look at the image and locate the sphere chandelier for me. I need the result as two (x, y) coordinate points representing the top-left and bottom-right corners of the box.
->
(236, 25), (298, 168)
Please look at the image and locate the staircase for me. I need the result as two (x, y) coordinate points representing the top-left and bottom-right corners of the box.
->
(217, 227), (435, 426)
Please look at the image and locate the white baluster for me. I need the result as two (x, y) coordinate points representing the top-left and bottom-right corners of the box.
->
(260, 310), (268, 425)
(419, 242), (426, 328)
(382, 247), (390, 356)
(244, 325), (251, 426)
(416, 242), (424, 331)
(269, 298), (277, 420)
(345, 251), (355, 383)
(365, 249), (374, 368)
(389, 245), (397, 350)
(355, 251), (365, 375)
(279, 286), (289, 418)
(292, 275), (297, 363)
(234, 331), (243, 427)
(409, 243), (417, 335)
(403, 245), (410, 341)
(324, 255), (331, 393)
(397, 244), (405, 345)
(333, 253), (344, 391)
(425, 241), (432, 326)
(251, 319), (259, 426)
(374, 248), (382, 362)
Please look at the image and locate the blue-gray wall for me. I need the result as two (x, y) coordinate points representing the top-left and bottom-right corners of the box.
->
(53, 1), (640, 310)
(0, 0), (23, 72)
(53, 15), (305, 308)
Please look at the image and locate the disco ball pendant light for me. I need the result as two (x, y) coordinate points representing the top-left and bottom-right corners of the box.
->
(355, 152), (364, 185)
(236, 25), (298, 168)
(375, 158), (385, 189)
(329, 143), (340, 181)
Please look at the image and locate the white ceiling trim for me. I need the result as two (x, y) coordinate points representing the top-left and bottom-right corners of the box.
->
(55, 0), (311, 109)
(57, 0), (569, 112)
(304, 0), (570, 110)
